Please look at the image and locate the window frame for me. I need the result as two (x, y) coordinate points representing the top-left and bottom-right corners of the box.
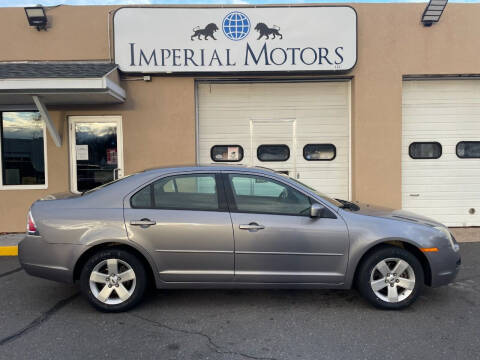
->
(408, 141), (442, 160)
(456, 141), (480, 159)
(129, 172), (228, 212)
(303, 143), (337, 161)
(223, 172), (314, 217)
(210, 144), (244, 163)
(0, 110), (48, 190)
(256, 144), (290, 162)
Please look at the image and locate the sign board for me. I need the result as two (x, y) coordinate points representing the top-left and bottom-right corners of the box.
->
(114, 6), (357, 74)
(76, 145), (89, 161)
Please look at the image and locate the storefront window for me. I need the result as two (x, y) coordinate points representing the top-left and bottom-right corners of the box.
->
(456, 141), (480, 159)
(303, 144), (336, 161)
(0, 112), (46, 187)
(409, 142), (442, 159)
(257, 145), (290, 162)
(211, 145), (244, 162)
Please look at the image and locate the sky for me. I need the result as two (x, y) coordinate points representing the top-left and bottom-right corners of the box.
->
(1, 0), (479, 6)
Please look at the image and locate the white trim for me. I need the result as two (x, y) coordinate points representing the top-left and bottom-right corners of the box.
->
(0, 78), (105, 90)
(0, 111), (48, 190)
(68, 115), (124, 194)
(32, 96), (61, 147)
(348, 80), (352, 201)
(0, 76), (126, 102)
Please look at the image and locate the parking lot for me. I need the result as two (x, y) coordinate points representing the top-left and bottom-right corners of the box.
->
(0, 242), (478, 360)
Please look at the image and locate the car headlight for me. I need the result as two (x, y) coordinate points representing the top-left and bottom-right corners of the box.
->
(434, 226), (459, 252)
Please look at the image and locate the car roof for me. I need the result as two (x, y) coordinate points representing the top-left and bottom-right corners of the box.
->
(139, 164), (279, 176)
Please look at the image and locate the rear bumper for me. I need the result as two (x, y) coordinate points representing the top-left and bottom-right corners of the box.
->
(18, 235), (83, 284)
(428, 246), (461, 287)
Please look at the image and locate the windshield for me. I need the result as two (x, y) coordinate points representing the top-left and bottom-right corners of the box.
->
(279, 173), (343, 208)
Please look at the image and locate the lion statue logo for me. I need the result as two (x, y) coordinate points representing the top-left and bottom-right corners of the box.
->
(254, 23), (283, 40)
(191, 23), (219, 41)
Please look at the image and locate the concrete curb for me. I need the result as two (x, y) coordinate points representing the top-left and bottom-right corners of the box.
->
(0, 246), (18, 256)
(0, 234), (23, 256)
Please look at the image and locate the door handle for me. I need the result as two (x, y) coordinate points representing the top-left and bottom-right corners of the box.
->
(409, 194), (420, 197)
(239, 222), (265, 231)
(130, 218), (156, 227)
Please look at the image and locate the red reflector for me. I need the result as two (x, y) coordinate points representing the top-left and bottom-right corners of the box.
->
(27, 211), (38, 234)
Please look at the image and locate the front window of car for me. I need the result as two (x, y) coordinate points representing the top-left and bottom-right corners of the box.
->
(227, 174), (311, 216)
(279, 174), (343, 208)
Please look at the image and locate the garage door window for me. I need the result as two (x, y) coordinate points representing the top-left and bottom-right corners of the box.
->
(303, 144), (336, 161)
(456, 141), (480, 159)
(211, 145), (244, 162)
(409, 142), (442, 159)
(257, 145), (290, 162)
(0, 111), (47, 188)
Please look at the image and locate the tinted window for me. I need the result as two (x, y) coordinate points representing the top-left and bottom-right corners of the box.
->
(303, 144), (336, 161)
(456, 141), (480, 158)
(409, 142), (442, 159)
(0, 112), (45, 186)
(211, 145), (244, 162)
(130, 185), (151, 208)
(131, 174), (219, 211)
(228, 174), (311, 216)
(257, 145), (290, 162)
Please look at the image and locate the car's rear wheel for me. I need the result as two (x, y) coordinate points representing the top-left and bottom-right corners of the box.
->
(80, 249), (147, 312)
(356, 246), (424, 310)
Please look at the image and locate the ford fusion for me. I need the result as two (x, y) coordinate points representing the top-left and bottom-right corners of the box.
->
(19, 166), (461, 312)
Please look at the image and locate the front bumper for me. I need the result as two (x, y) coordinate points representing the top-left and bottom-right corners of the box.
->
(428, 245), (461, 287)
(18, 235), (82, 284)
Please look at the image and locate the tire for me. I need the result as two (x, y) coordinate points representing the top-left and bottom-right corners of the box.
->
(80, 248), (147, 312)
(356, 245), (424, 310)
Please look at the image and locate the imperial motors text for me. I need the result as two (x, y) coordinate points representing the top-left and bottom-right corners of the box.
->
(128, 43), (345, 68)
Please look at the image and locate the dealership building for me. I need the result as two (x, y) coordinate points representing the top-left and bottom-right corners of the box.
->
(0, 3), (479, 232)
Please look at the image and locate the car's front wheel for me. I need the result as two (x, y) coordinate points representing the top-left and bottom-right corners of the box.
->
(80, 248), (147, 312)
(356, 246), (424, 310)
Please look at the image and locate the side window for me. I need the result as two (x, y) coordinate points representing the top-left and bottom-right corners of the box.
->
(303, 144), (336, 161)
(456, 141), (480, 159)
(228, 174), (311, 216)
(257, 145), (290, 162)
(130, 174), (219, 211)
(211, 145), (244, 162)
(409, 142), (442, 159)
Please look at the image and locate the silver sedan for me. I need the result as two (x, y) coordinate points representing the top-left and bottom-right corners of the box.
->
(19, 166), (461, 312)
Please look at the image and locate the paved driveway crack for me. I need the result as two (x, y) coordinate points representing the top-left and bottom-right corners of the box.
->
(129, 313), (278, 360)
(0, 267), (22, 279)
(0, 292), (79, 346)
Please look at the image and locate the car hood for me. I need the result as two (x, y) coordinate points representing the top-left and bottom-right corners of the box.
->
(351, 202), (444, 227)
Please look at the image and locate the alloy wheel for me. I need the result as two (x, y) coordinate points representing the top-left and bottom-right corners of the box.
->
(370, 257), (416, 303)
(89, 258), (137, 305)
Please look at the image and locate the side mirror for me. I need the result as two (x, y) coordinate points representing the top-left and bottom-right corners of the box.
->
(310, 203), (326, 218)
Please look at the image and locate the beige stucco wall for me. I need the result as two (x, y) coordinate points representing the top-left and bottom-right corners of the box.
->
(0, 3), (480, 232)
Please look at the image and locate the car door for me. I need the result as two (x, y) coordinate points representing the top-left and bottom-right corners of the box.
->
(123, 172), (234, 282)
(224, 172), (349, 284)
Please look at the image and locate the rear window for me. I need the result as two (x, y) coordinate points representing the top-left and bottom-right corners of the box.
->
(257, 145), (290, 162)
(456, 141), (480, 158)
(409, 142), (442, 159)
(130, 174), (220, 211)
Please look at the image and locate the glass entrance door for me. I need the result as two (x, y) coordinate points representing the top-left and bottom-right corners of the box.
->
(69, 116), (123, 193)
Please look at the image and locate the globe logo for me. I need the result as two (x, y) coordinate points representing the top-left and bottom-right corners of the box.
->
(222, 11), (251, 41)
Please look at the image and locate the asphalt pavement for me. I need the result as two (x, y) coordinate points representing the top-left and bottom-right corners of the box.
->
(0, 243), (479, 360)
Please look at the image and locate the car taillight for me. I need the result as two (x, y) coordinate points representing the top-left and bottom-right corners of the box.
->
(27, 211), (39, 236)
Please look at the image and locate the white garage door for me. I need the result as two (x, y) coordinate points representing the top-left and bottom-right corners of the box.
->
(197, 81), (351, 200)
(402, 80), (480, 226)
